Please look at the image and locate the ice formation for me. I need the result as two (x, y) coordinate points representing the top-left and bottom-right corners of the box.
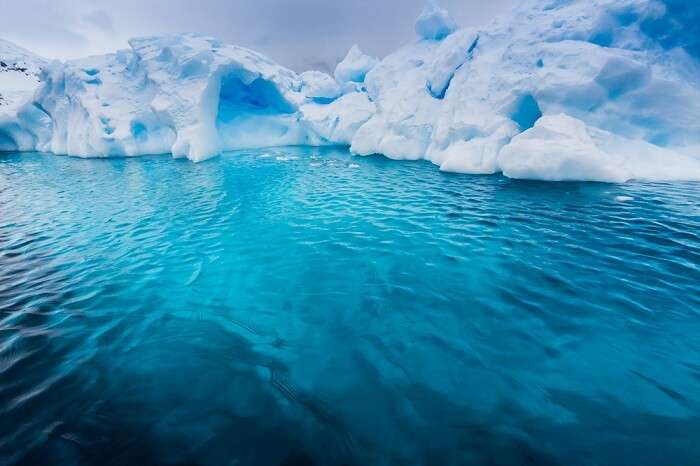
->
(0, 39), (47, 151)
(349, 0), (700, 181)
(299, 70), (343, 103)
(499, 115), (700, 182)
(1, 0), (700, 182)
(415, 0), (458, 41)
(333, 45), (378, 84)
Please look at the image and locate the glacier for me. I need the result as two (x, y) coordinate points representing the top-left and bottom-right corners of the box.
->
(1, 0), (700, 182)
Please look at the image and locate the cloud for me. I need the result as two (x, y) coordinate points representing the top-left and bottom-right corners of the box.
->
(0, 0), (517, 70)
(83, 9), (116, 34)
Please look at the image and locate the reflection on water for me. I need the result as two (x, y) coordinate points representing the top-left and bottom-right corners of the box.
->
(1, 148), (699, 465)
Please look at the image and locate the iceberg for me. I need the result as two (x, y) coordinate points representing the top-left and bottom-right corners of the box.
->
(31, 35), (322, 161)
(1, 0), (700, 182)
(350, 0), (700, 180)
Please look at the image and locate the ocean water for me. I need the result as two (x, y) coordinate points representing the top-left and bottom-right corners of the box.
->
(1, 147), (699, 466)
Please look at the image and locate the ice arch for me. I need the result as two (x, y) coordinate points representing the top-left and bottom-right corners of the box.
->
(214, 72), (308, 151)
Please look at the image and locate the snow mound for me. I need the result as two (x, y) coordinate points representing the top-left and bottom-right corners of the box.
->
(2, 0), (700, 182)
(333, 45), (378, 84)
(415, 1), (458, 41)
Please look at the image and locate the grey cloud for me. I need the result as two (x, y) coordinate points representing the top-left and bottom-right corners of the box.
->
(83, 9), (115, 33)
(1, 0), (518, 70)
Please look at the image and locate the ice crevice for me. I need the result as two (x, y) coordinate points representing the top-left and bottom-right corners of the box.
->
(427, 33), (480, 100)
(1, 0), (700, 182)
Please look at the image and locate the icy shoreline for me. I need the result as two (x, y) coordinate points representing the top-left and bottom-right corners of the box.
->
(1, 0), (700, 182)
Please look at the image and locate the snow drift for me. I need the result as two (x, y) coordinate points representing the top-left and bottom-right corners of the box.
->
(1, 0), (700, 182)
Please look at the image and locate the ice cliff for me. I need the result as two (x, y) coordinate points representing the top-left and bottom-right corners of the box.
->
(1, 0), (700, 182)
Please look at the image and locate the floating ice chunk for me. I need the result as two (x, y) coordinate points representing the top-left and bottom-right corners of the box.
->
(415, 1), (458, 41)
(186, 261), (203, 286)
(334, 45), (378, 84)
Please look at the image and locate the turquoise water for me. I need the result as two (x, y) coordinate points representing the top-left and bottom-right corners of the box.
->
(1, 147), (699, 466)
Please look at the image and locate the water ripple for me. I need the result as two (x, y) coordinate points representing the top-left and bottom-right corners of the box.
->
(0, 148), (699, 465)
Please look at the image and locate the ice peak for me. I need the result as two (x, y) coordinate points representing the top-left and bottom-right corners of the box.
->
(334, 45), (378, 84)
(415, 0), (457, 41)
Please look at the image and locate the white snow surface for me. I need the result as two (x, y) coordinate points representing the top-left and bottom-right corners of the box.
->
(1, 0), (700, 182)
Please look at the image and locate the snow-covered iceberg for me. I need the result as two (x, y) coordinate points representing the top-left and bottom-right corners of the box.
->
(31, 35), (329, 161)
(349, 0), (700, 181)
(1, 0), (700, 182)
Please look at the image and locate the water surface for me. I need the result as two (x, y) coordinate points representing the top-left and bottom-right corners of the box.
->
(1, 148), (699, 465)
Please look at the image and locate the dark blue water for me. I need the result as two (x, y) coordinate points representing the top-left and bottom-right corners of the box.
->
(1, 147), (699, 466)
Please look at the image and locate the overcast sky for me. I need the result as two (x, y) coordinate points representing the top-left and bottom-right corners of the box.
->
(1, 0), (517, 72)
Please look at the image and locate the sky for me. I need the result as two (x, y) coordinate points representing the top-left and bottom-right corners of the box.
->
(1, 0), (517, 72)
